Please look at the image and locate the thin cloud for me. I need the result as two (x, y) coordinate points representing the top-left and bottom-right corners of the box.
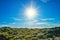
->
(0, 25), (10, 27)
(10, 22), (16, 24)
(26, 20), (38, 25)
(25, 19), (50, 27)
(40, 18), (55, 21)
(36, 22), (48, 25)
(40, 0), (50, 3)
(13, 18), (22, 21)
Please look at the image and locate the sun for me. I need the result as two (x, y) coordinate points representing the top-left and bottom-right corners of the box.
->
(23, 0), (38, 20)
(25, 6), (37, 19)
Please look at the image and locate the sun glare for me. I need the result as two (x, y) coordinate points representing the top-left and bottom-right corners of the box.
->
(25, 7), (37, 19)
(24, 0), (38, 20)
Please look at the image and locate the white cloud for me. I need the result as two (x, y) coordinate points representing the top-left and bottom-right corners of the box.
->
(13, 18), (22, 21)
(24, 19), (50, 27)
(0, 25), (10, 27)
(11, 22), (16, 24)
(27, 20), (38, 24)
(36, 22), (48, 25)
(33, 20), (38, 22)
(40, 0), (50, 3)
(40, 18), (55, 21)
(27, 26), (45, 28)
(29, 20), (38, 23)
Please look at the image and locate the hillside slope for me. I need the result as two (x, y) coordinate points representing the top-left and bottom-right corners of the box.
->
(0, 26), (60, 40)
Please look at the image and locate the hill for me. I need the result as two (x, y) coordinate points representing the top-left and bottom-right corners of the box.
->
(0, 26), (60, 40)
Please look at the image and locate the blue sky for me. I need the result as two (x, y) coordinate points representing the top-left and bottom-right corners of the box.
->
(0, 0), (60, 28)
